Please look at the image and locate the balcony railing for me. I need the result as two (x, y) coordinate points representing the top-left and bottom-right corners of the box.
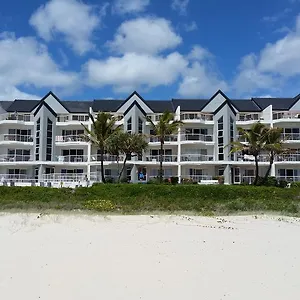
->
(0, 113), (33, 122)
(237, 154), (269, 162)
(0, 174), (33, 183)
(149, 135), (178, 143)
(42, 173), (88, 182)
(55, 155), (88, 162)
(0, 154), (32, 162)
(273, 112), (300, 120)
(181, 154), (214, 162)
(55, 135), (86, 143)
(277, 176), (300, 182)
(145, 155), (178, 162)
(275, 154), (300, 162)
(147, 114), (164, 122)
(183, 175), (213, 182)
(90, 154), (125, 162)
(180, 113), (213, 122)
(281, 133), (300, 141)
(57, 114), (89, 122)
(236, 113), (263, 122)
(181, 134), (213, 142)
(0, 134), (33, 143)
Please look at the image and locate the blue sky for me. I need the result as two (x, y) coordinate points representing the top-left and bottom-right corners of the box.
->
(0, 0), (300, 101)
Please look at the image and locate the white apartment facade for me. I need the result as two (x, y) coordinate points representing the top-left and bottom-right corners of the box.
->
(0, 90), (300, 187)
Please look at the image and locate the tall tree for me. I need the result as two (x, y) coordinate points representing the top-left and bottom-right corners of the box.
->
(262, 127), (285, 181)
(107, 132), (148, 182)
(82, 112), (120, 183)
(230, 122), (268, 185)
(146, 111), (183, 183)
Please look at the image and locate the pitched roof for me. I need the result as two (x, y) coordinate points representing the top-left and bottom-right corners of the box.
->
(145, 100), (173, 112)
(172, 99), (209, 112)
(6, 100), (40, 112)
(0, 101), (13, 111)
(92, 100), (123, 112)
(252, 97), (297, 110)
(230, 99), (261, 112)
(63, 101), (93, 113)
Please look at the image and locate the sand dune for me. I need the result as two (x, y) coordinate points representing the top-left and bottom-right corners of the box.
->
(0, 213), (300, 300)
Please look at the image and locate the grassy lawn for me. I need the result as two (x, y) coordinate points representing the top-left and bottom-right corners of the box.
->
(0, 184), (300, 216)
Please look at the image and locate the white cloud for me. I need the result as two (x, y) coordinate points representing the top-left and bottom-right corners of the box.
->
(234, 14), (300, 96)
(29, 0), (105, 55)
(183, 21), (198, 32)
(171, 0), (189, 16)
(84, 52), (188, 92)
(0, 86), (40, 101)
(0, 32), (79, 99)
(112, 0), (150, 14)
(107, 17), (182, 55)
(262, 8), (291, 23)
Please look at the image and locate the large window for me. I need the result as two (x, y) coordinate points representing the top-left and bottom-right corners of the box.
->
(218, 116), (224, 160)
(72, 115), (89, 122)
(127, 117), (132, 133)
(46, 118), (53, 161)
(7, 149), (31, 161)
(138, 117), (143, 134)
(35, 118), (40, 161)
(7, 129), (32, 142)
(8, 169), (27, 179)
(62, 149), (84, 162)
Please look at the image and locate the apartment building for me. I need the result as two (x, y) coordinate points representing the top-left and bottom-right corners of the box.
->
(0, 90), (300, 187)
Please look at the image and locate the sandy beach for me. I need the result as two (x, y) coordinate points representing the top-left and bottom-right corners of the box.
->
(0, 213), (300, 300)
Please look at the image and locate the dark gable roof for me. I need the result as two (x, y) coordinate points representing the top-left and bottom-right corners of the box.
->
(230, 100), (261, 112)
(63, 101), (93, 113)
(0, 101), (13, 111)
(6, 100), (40, 112)
(172, 99), (209, 112)
(145, 100), (173, 112)
(252, 97), (297, 111)
(92, 100), (123, 112)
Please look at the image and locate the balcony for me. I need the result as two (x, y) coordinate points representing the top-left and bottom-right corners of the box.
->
(277, 176), (300, 182)
(42, 173), (88, 182)
(183, 175), (213, 182)
(0, 113), (33, 123)
(145, 155), (178, 162)
(55, 155), (88, 163)
(90, 154), (125, 162)
(180, 113), (213, 122)
(149, 135), (178, 143)
(0, 154), (33, 162)
(181, 134), (213, 142)
(281, 133), (300, 141)
(275, 154), (300, 162)
(273, 112), (300, 120)
(57, 114), (89, 123)
(236, 154), (269, 162)
(181, 154), (214, 162)
(0, 134), (33, 143)
(236, 113), (263, 122)
(55, 135), (87, 143)
(0, 174), (33, 183)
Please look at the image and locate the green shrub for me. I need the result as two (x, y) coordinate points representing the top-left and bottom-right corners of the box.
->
(291, 182), (300, 188)
(170, 177), (178, 185)
(105, 177), (115, 184)
(84, 200), (116, 211)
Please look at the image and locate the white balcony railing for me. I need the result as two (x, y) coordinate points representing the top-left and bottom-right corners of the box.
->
(237, 154), (269, 162)
(181, 134), (213, 142)
(149, 135), (178, 143)
(145, 155), (178, 162)
(275, 154), (300, 162)
(0, 154), (33, 162)
(0, 174), (33, 182)
(55, 135), (86, 143)
(90, 154), (125, 162)
(0, 113), (33, 122)
(281, 133), (300, 141)
(273, 112), (300, 120)
(55, 155), (88, 163)
(181, 154), (214, 162)
(0, 134), (33, 143)
(57, 114), (89, 122)
(184, 175), (213, 182)
(236, 113), (263, 122)
(180, 113), (213, 122)
(42, 173), (88, 182)
(277, 176), (300, 182)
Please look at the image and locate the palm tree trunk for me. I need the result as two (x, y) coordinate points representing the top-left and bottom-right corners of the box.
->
(100, 148), (106, 183)
(264, 153), (274, 181)
(118, 157), (127, 183)
(253, 155), (259, 185)
(159, 140), (164, 183)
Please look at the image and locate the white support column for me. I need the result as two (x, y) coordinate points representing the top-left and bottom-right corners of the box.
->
(175, 106), (182, 182)
(224, 164), (231, 185)
(87, 107), (93, 180)
(271, 163), (276, 177)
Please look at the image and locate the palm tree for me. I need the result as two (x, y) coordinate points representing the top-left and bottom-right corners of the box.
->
(146, 111), (183, 183)
(107, 132), (148, 182)
(262, 127), (285, 181)
(82, 112), (120, 183)
(230, 122), (268, 185)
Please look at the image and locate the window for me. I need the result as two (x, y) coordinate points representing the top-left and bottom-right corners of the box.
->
(218, 116), (224, 161)
(7, 149), (30, 161)
(8, 129), (32, 142)
(8, 169), (27, 179)
(62, 129), (84, 137)
(35, 118), (40, 161)
(138, 117), (143, 134)
(72, 115), (89, 122)
(230, 117), (235, 160)
(62, 149), (84, 162)
(46, 118), (53, 161)
(127, 117), (132, 133)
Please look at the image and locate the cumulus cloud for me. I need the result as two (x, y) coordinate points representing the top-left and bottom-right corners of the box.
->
(233, 14), (300, 96)
(107, 17), (182, 55)
(112, 0), (150, 14)
(171, 0), (189, 16)
(0, 32), (79, 99)
(29, 0), (106, 55)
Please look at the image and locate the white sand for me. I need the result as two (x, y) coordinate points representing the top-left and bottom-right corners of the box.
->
(0, 213), (300, 300)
